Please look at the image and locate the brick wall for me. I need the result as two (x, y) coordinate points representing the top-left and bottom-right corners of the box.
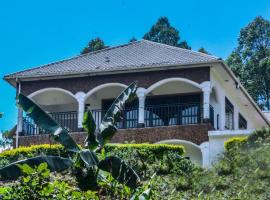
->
(21, 67), (210, 96)
(15, 124), (212, 147)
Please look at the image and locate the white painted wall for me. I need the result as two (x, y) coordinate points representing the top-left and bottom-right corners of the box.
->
(208, 129), (253, 164)
(210, 66), (266, 130)
(156, 139), (203, 166)
(31, 90), (78, 112)
(85, 86), (125, 110)
(150, 81), (201, 96)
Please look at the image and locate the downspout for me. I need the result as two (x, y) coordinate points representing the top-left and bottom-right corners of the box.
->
(15, 78), (21, 148)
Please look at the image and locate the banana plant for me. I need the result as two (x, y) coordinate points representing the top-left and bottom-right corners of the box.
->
(0, 82), (139, 190)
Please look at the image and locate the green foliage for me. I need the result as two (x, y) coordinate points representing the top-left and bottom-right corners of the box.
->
(198, 47), (209, 54)
(226, 16), (270, 109)
(247, 127), (270, 145)
(105, 143), (185, 156)
(129, 37), (137, 43)
(0, 155), (73, 181)
(99, 82), (137, 146)
(224, 136), (247, 152)
(105, 143), (188, 179)
(1, 83), (141, 195)
(81, 37), (107, 54)
(98, 156), (140, 189)
(82, 110), (98, 150)
(0, 163), (98, 200)
(0, 144), (66, 163)
(143, 17), (191, 49)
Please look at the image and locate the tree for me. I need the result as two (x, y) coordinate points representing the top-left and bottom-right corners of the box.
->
(81, 37), (108, 54)
(129, 37), (137, 43)
(0, 130), (12, 150)
(143, 17), (191, 49)
(198, 47), (209, 54)
(226, 16), (270, 109)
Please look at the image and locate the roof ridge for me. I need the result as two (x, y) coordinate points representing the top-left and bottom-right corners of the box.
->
(141, 39), (219, 59)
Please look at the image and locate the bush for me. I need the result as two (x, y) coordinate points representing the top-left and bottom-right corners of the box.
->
(0, 144), (68, 164)
(247, 128), (270, 145)
(105, 143), (184, 157)
(0, 163), (98, 200)
(224, 136), (247, 152)
(104, 143), (188, 178)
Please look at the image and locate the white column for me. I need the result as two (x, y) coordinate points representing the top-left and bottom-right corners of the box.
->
(16, 80), (22, 148)
(136, 87), (146, 127)
(234, 106), (239, 130)
(201, 81), (212, 120)
(200, 141), (210, 168)
(75, 92), (86, 129)
(16, 107), (23, 148)
(214, 88), (226, 130)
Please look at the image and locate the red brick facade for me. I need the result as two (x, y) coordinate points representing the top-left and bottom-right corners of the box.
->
(15, 124), (212, 147)
(21, 67), (210, 96)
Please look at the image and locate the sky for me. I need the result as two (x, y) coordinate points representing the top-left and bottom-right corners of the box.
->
(0, 0), (270, 132)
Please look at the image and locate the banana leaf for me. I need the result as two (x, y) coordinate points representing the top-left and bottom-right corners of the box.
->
(99, 82), (137, 145)
(0, 155), (73, 181)
(98, 156), (140, 189)
(82, 110), (99, 149)
(130, 188), (151, 200)
(18, 94), (80, 152)
(79, 149), (99, 168)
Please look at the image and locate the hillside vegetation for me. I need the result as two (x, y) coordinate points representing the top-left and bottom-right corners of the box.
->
(1, 129), (270, 199)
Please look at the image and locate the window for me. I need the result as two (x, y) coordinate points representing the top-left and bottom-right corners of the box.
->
(225, 97), (234, 129)
(239, 113), (247, 129)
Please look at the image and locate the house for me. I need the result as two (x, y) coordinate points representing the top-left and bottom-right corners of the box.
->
(4, 40), (270, 167)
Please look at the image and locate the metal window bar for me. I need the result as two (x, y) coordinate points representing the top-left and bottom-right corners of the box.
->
(238, 113), (247, 129)
(225, 98), (234, 130)
(22, 111), (78, 136)
(144, 103), (204, 128)
(90, 108), (138, 129)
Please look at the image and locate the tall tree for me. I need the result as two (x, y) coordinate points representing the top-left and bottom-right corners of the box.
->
(198, 47), (209, 54)
(81, 37), (108, 54)
(143, 17), (191, 49)
(226, 16), (270, 110)
(129, 37), (137, 43)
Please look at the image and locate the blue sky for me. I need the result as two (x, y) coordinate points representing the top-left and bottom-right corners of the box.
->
(0, 0), (270, 131)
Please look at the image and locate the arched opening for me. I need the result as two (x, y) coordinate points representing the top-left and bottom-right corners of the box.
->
(85, 83), (138, 128)
(26, 88), (78, 133)
(156, 139), (203, 165)
(145, 78), (203, 127)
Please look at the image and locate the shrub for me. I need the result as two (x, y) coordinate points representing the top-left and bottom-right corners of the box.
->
(247, 128), (270, 145)
(104, 143), (184, 158)
(0, 163), (98, 200)
(224, 136), (247, 152)
(104, 143), (188, 178)
(0, 144), (67, 163)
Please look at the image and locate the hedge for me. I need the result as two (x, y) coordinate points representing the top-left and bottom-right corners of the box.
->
(224, 137), (247, 152)
(0, 144), (67, 163)
(0, 143), (185, 163)
(105, 143), (185, 157)
(224, 128), (270, 152)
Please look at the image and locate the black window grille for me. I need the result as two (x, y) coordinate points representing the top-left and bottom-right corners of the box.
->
(225, 97), (234, 130)
(238, 113), (247, 129)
